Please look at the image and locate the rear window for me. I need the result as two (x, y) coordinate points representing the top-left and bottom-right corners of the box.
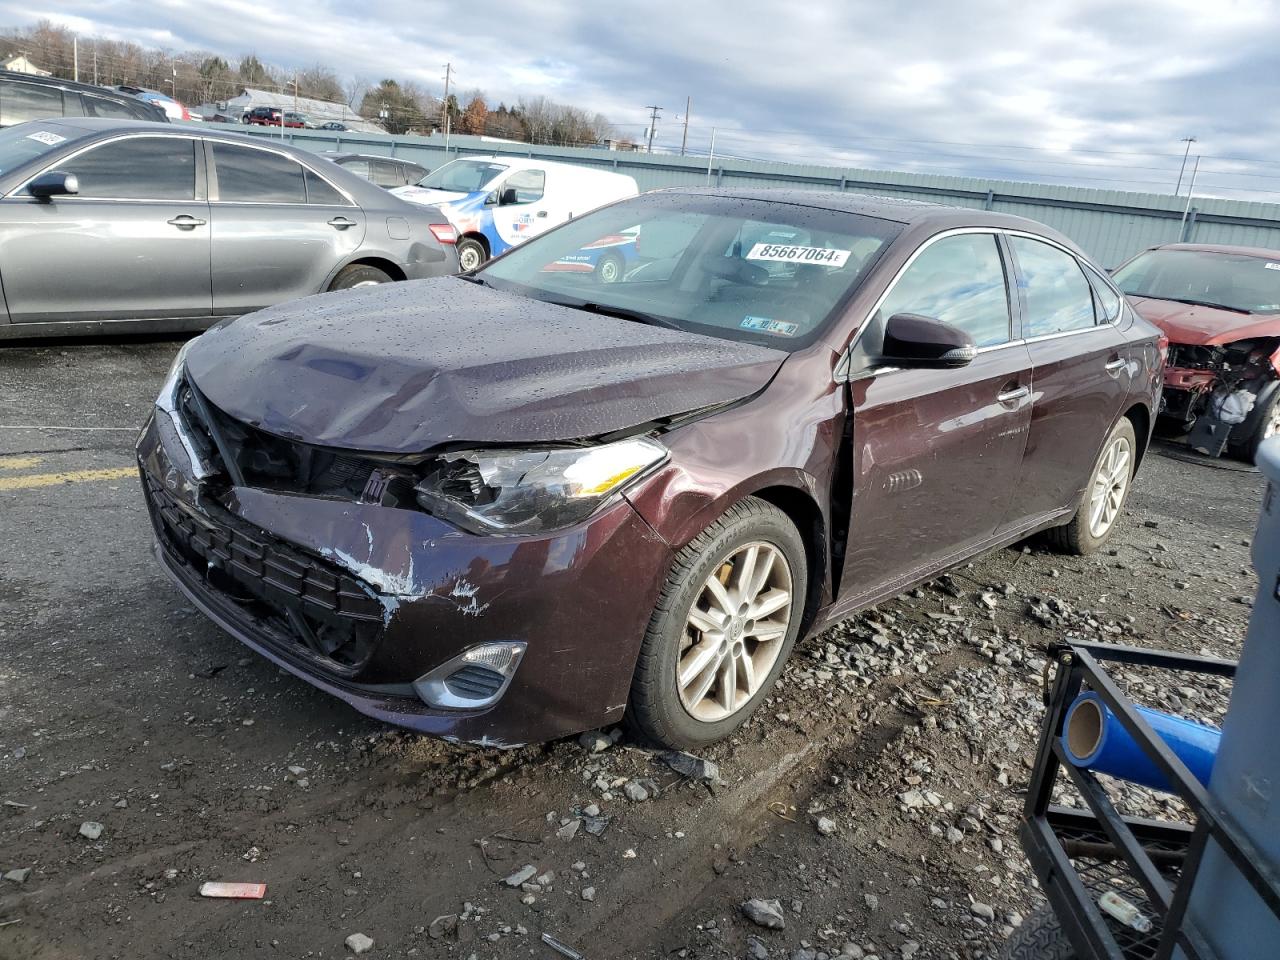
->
(479, 192), (901, 350)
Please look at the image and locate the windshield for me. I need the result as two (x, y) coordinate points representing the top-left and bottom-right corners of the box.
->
(0, 124), (70, 177)
(1113, 248), (1280, 315)
(415, 158), (508, 192)
(479, 192), (901, 350)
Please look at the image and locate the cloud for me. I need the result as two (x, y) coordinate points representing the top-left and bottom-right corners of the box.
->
(5, 0), (1279, 199)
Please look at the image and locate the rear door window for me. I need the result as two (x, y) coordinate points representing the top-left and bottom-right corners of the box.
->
(338, 157), (371, 179)
(370, 160), (402, 187)
(212, 143), (306, 203)
(0, 80), (66, 124)
(1010, 236), (1097, 337)
(1084, 265), (1122, 322)
(878, 233), (1012, 347)
(304, 169), (347, 205)
(57, 136), (196, 200)
(82, 95), (145, 120)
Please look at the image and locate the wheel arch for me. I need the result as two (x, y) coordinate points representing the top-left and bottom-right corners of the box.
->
(751, 484), (829, 636)
(1121, 401), (1152, 468)
(323, 255), (407, 290)
(460, 232), (490, 256)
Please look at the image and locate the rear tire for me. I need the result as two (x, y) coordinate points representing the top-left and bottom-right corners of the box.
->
(626, 497), (807, 750)
(457, 237), (488, 273)
(328, 264), (392, 291)
(1045, 417), (1137, 556)
(999, 904), (1077, 960)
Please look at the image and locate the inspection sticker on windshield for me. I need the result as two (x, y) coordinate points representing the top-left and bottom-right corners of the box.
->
(746, 243), (850, 267)
(741, 316), (799, 337)
(25, 130), (65, 146)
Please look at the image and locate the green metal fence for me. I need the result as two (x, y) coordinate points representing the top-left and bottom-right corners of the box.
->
(225, 124), (1280, 267)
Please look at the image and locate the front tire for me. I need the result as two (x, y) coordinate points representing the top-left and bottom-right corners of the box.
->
(329, 264), (392, 291)
(1045, 417), (1137, 555)
(999, 904), (1077, 960)
(457, 237), (488, 273)
(626, 497), (808, 750)
(595, 252), (625, 284)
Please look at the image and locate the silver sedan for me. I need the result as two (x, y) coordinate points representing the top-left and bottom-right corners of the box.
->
(0, 118), (460, 339)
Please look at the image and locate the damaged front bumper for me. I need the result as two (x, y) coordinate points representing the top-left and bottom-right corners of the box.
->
(136, 412), (673, 746)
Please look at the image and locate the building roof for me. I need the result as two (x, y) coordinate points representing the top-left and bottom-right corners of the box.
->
(219, 87), (386, 133)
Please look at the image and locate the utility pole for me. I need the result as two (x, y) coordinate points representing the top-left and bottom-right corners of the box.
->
(442, 62), (453, 151)
(92, 47), (98, 86)
(680, 96), (691, 156)
(1179, 155), (1201, 240)
(705, 127), (716, 185)
(73, 37), (78, 82)
(645, 105), (662, 154)
(1174, 137), (1197, 195)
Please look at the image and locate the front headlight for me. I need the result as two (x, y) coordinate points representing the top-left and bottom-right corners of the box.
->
(155, 337), (199, 413)
(414, 436), (667, 535)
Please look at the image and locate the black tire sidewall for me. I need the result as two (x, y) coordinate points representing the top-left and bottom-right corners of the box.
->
(329, 264), (391, 291)
(457, 238), (487, 272)
(1072, 416), (1138, 554)
(630, 500), (808, 749)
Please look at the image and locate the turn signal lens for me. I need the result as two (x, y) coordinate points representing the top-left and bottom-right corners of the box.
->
(429, 223), (458, 244)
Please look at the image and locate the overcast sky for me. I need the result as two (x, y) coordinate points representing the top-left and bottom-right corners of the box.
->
(6, 0), (1280, 200)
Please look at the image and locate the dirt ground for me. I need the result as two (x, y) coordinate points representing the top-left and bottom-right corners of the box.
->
(0, 340), (1265, 960)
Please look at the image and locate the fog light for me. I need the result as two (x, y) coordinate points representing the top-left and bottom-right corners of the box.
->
(413, 642), (526, 710)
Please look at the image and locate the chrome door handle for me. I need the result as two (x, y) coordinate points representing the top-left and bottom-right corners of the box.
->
(167, 215), (206, 229)
(997, 386), (1030, 403)
(327, 216), (357, 229)
(1104, 358), (1126, 373)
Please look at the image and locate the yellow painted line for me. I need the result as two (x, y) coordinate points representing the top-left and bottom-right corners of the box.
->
(0, 466), (136, 492)
(0, 456), (45, 471)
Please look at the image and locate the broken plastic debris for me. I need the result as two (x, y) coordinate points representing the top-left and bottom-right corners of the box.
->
(1097, 890), (1152, 933)
(541, 932), (585, 959)
(200, 881), (267, 899)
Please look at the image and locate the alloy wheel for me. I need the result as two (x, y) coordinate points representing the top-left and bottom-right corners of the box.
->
(1088, 435), (1132, 538)
(459, 246), (483, 272)
(677, 542), (793, 723)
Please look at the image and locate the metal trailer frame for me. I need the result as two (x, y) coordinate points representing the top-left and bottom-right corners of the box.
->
(1021, 640), (1280, 960)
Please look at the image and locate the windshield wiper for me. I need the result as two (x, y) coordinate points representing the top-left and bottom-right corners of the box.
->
(457, 274), (486, 286)
(1162, 297), (1251, 314)
(545, 297), (683, 330)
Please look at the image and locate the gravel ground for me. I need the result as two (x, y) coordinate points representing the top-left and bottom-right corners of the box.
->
(0, 340), (1265, 960)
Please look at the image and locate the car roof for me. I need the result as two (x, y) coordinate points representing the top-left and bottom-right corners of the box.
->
(1152, 242), (1280, 260)
(659, 186), (1068, 233)
(324, 152), (422, 163)
(0, 69), (140, 98)
(454, 154), (627, 176)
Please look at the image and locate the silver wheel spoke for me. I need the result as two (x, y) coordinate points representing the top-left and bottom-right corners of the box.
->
(679, 639), (722, 690)
(677, 540), (793, 723)
(1088, 436), (1131, 538)
(750, 588), (790, 620)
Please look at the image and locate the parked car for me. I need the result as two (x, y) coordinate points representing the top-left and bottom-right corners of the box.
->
(136, 189), (1163, 750)
(0, 69), (167, 127)
(0, 118), (459, 339)
(318, 121), (348, 131)
(1113, 242), (1280, 460)
(244, 106), (303, 127)
(392, 156), (638, 271)
(323, 152), (429, 189)
(115, 85), (192, 122)
(545, 228), (639, 283)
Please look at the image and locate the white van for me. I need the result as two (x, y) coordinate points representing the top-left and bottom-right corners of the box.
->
(391, 156), (638, 271)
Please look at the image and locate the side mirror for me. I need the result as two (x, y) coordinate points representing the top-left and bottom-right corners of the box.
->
(882, 313), (976, 368)
(497, 186), (519, 206)
(28, 171), (79, 201)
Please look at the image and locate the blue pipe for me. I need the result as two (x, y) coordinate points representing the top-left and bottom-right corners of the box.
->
(1061, 690), (1220, 793)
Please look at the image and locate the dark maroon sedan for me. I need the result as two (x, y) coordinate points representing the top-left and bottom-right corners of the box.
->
(137, 189), (1163, 749)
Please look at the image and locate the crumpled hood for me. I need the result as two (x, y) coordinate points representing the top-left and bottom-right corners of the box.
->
(184, 277), (787, 454)
(1128, 296), (1280, 346)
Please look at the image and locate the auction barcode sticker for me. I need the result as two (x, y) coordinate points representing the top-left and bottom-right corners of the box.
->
(747, 243), (850, 267)
(25, 131), (66, 146)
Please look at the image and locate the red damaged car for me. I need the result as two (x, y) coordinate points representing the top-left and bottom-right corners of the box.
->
(137, 190), (1163, 749)
(1113, 243), (1280, 460)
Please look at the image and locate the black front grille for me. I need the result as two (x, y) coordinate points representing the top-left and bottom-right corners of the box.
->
(444, 664), (505, 701)
(144, 473), (385, 676)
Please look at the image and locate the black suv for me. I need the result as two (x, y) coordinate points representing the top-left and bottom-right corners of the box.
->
(0, 70), (168, 127)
